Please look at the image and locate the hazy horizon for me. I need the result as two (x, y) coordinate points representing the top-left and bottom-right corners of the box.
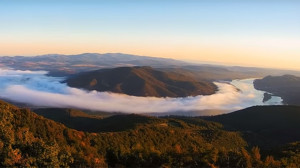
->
(1, 52), (300, 71)
(1, 0), (299, 70)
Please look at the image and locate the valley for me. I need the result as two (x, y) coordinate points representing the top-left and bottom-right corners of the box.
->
(0, 66), (283, 114)
(2, 0), (300, 167)
(0, 53), (299, 167)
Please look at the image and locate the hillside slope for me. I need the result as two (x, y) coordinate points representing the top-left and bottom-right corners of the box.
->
(0, 100), (107, 167)
(34, 108), (158, 132)
(65, 66), (217, 97)
(207, 105), (300, 148)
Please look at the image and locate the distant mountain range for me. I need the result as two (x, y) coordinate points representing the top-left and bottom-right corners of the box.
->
(254, 75), (300, 105)
(0, 53), (188, 76)
(1, 53), (300, 80)
(65, 66), (217, 97)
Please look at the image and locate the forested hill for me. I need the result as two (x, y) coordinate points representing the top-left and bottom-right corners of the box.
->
(33, 108), (159, 132)
(3, 100), (299, 167)
(65, 66), (217, 97)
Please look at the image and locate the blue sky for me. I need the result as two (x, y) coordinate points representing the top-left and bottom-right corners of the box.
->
(1, 0), (299, 69)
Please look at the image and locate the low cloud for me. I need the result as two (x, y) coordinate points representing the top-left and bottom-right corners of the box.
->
(0, 68), (282, 115)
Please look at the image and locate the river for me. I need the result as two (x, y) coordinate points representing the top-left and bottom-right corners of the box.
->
(230, 78), (283, 106)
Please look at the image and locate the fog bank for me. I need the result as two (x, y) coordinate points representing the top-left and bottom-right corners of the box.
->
(0, 68), (282, 114)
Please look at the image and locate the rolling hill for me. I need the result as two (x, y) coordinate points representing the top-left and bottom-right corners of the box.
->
(65, 66), (217, 97)
(254, 75), (300, 105)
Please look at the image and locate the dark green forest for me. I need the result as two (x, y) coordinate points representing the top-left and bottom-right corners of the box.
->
(1, 100), (300, 167)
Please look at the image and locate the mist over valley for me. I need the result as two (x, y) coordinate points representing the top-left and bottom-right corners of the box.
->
(0, 64), (283, 115)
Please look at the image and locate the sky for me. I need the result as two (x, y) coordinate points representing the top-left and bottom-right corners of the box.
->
(0, 0), (300, 70)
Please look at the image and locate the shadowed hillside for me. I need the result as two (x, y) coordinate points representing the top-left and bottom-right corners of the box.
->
(2, 53), (300, 79)
(65, 66), (217, 97)
(34, 108), (159, 132)
(254, 75), (300, 105)
(206, 105), (300, 148)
